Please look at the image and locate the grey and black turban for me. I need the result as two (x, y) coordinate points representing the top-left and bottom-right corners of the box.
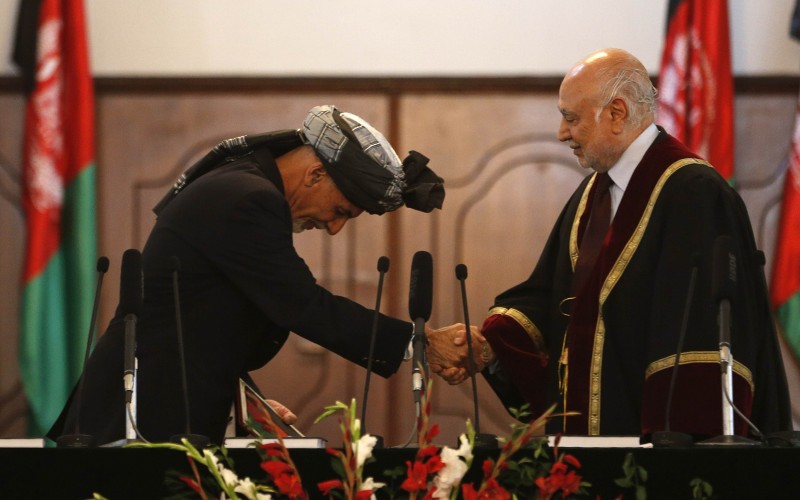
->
(301, 105), (444, 215)
(153, 105), (444, 216)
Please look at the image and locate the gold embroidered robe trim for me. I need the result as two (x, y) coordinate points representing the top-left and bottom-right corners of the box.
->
(645, 350), (755, 393)
(488, 306), (547, 356)
(569, 158), (713, 435)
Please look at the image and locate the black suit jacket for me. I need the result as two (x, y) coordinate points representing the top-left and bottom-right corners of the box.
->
(49, 150), (412, 445)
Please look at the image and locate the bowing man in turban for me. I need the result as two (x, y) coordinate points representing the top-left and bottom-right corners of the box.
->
(49, 105), (462, 446)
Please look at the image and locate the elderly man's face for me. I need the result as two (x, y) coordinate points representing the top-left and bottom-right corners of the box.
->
(292, 174), (363, 235)
(556, 69), (622, 173)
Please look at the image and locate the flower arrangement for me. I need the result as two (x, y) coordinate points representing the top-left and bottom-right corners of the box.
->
(120, 377), (714, 499)
(314, 398), (385, 499)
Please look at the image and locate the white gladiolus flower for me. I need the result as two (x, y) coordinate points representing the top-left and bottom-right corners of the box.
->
(234, 477), (260, 499)
(359, 476), (386, 499)
(219, 466), (239, 487)
(432, 434), (473, 498)
(354, 434), (378, 469)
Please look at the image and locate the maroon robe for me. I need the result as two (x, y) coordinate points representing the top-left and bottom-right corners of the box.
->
(481, 129), (791, 440)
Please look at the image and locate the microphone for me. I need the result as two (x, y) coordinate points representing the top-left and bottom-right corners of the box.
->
(360, 256), (389, 447)
(120, 249), (142, 405)
(699, 235), (760, 446)
(455, 264), (497, 449)
(408, 251), (433, 406)
(57, 256), (110, 448)
(168, 256), (210, 448)
(651, 254), (698, 448)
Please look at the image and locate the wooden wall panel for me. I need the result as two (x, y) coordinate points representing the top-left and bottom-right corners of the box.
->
(0, 94), (26, 437)
(396, 95), (588, 443)
(1, 83), (798, 445)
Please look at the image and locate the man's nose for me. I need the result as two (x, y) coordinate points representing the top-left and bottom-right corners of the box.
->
(327, 217), (348, 235)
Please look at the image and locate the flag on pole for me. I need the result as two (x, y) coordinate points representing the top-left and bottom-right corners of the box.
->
(771, 1), (800, 363)
(657, 0), (735, 181)
(13, 0), (97, 436)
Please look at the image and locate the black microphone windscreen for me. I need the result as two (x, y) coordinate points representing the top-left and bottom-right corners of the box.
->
(97, 256), (110, 273)
(377, 256), (390, 273)
(455, 263), (468, 281)
(169, 255), (181, 272)
(408, 251), (433, 321)
(711, 235), (736, 302)
(119, 249), (142, 316)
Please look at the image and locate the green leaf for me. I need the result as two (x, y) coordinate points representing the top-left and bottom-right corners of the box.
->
(615, 478), (633, 488)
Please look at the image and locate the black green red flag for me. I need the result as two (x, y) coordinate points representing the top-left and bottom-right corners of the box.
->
(771, 1), (800, 363)
(13, 0), (97, 436)
(656, 0), (735, 181)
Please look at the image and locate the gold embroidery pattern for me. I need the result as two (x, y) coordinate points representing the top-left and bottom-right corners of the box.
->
(645, 351), (755, 393)
(587, 158), (712, 435)
(569, 174), (597, 270)
(488, 306), (546, 354)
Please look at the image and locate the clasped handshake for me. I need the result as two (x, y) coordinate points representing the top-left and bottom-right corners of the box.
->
(425, 323), (493, 386)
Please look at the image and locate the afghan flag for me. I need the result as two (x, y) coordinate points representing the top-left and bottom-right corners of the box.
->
(13, 0), (97, 436)
(771, 1), (800, 362)
(657, 0), (735, 182)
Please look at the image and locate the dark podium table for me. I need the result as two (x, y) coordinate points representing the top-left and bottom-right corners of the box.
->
(1, 445), (798, 499)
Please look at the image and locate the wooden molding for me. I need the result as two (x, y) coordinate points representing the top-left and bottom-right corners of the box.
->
(1, 75), (798, 95)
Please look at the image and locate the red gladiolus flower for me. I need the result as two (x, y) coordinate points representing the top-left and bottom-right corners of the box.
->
(563, 454), (581, 469)
(425, 454), (445, 475)
(462, 483), (479, 500)
(355, 490), (374, 499)
(482, 478), (511, 500)
(273, 471), (304, 499)
(317, 479), (344, 496)
(418, 445), (439, 462)
(426, 423), (440, 442)
(535, 461), (583, 499)
(401, 460), (430, 492)
(482, 459), (494, 478)
(258, 442), (284, 457)
(261, 460), (293, 477)
(460, 478), (511, 500)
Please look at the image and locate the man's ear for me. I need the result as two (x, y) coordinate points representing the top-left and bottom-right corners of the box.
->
(608, 97), (629, 133)
(304, 162), (327, 187)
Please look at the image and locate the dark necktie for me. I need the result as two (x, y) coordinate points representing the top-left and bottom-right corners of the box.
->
(572, 172), (612, 295)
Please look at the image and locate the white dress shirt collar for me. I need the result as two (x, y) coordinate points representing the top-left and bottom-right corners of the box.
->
(606, 123), (659, 218)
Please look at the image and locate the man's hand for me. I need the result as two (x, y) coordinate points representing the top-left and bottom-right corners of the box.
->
(266, 399), (298, 425)
(426, 323), (488, 385)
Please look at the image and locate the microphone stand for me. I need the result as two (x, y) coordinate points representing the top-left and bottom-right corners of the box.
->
(168, 256), (210, 449)
(651, 257), (697, 448)
(698, 237), (760, 447)
(124, 313), (139, 443)
(696, 300), (760, 447)
(360, 256), (389, 449)
(411, 318), (428, 408)
(455, 264), (497, 449)
(57, 256), (110, 448)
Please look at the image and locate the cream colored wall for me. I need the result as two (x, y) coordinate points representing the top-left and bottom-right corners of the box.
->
(0, 0), (799, 76)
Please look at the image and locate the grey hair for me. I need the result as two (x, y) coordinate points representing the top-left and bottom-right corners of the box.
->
(597, 66), (657, 127)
